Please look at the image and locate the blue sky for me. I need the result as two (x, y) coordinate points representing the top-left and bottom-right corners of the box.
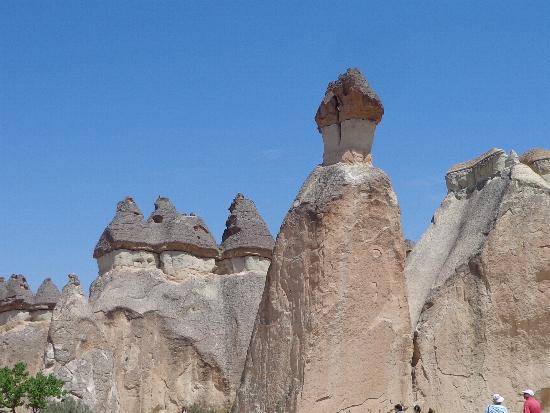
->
(1, 1), (549, 292)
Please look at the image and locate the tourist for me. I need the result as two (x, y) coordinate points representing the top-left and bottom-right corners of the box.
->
(394, 404), (405, 412)
(414, 405), (421, 412)
(522, 389), (541, 413)
(485, 394), (508, 413)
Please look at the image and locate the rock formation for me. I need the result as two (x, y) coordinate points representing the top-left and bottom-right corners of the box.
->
(234, 68), (412, 413)
(0, 275), (60, 373)
(45, 273), (119, 412)
(406, 148), (550, 412)
(219, 193), (275, 274)
(44, 195), (273, 412)
(1, 68), (549, 413)
(315, 68), (384, 166)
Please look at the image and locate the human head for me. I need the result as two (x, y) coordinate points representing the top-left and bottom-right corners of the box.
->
(522, 389), (535, 400)
(492, 394), (504, 404)
(414, 405), (421, 412)
(394, 404), (404, 412)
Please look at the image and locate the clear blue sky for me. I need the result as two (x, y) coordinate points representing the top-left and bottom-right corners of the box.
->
(1, 1), (549, 292)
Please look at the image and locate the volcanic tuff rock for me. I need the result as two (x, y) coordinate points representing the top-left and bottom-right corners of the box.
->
(234, 69), (412, 413)
(45, 274), (119, 412)
(42, 195), (273, 413)
(221, 193), (275, 259)
(315, 68), (384, 166)
(0, 275), (60, 374)
(407, 148), (550, 412)
(94, 196), (218, 260)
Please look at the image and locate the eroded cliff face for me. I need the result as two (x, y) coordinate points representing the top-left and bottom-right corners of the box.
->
(234, 68), (412, 413)
(0, 276), (60, 374)
(407, 150), (550, 412)
(234, 164), (412, 413)
(42, 195), (273, 413)
(88, 268), (266, 412)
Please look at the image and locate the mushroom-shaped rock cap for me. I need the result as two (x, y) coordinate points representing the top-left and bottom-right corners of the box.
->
(5, 274), (34, 303)
(93, 197), (148, 258)
(221, 193), (275, 259)
(94, 196), (219, 259)
(147, 197), (218, 258)
(315, 68), (384, 129)
(34, 278), (61, 305)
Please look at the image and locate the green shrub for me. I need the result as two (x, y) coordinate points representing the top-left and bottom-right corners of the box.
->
(42, 398), (93, 413)
(185, 401), (232, 413)
(0, 362), (65, 413)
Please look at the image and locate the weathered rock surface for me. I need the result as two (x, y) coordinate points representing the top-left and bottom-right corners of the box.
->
(45, 274), (119, 412)
(42, 194), (272, 413)
(234, 69), (411, 413)
(0, 275), (60, 374)
(315, 68), (383, 166)
(234, 162), (412, 413)
(221, 193), (275, 259)
(407, 149), (550, 412)
(520, 148), (550, 182)
(88, 268), (265, 412)
(94, 196), (219, 260)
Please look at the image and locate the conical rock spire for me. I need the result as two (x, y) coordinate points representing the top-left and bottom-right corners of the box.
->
(221, 193), (274, 259)
(34, 278), (61, 306)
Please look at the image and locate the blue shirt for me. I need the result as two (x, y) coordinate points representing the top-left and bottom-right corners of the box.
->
(486, 404), (508, 413)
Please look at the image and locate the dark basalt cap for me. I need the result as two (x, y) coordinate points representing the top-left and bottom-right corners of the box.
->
(34, 278), (61, 306)
(93, 197), (149, 258)
(4, 274), (34, 305)
(315, 68), (384, 129)
(94, 196), (218, 259)
(221, 193), (275, 259)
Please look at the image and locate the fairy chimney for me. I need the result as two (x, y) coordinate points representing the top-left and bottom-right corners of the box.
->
(315, 68), (384, 165)
(220, 193), (274, 273)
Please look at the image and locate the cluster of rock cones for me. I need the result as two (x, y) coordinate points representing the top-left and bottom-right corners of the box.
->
(1, 68), (549, 413)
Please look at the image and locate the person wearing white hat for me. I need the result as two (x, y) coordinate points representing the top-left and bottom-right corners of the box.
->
(522, 389), (541, 413)
(485, 394), (508, 413)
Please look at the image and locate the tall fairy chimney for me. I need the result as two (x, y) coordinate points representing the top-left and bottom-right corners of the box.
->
(315, 68), (384, 165)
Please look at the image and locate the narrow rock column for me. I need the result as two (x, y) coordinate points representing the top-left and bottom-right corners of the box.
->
(234, 68), (412, 413)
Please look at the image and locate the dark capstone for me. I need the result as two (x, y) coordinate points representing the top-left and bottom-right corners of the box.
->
(221, 193), (275, 259)
(34, 278), (61, 306)
(94, 196), (219, 259)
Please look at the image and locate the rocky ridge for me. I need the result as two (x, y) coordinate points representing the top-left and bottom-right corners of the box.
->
(0, 68), (548, 413)
(234, 68), (412, 413)
(0, 275), (60, 373)
(407, 147), (550, 412)
(41, 194), (274, 413)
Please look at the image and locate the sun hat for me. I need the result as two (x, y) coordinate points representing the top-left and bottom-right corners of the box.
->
(522, 389), (535, 396)
(492, 394), (504, 403)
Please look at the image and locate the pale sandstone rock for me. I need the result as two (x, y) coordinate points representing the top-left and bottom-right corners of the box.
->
(520, 148), (550, 182)
(217, 256), (271, 274)
(445, 148), (508, 192)
(97, 249), (159, 275)
(87, 267), (266, 413)
(234, 162), (412, 413)
(408, 161), (550, 412)
(45, 274), (119, 412)
(160, 251), (216, 277)
(0, 276), (60, 374)
(315, 68), (383, 166)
